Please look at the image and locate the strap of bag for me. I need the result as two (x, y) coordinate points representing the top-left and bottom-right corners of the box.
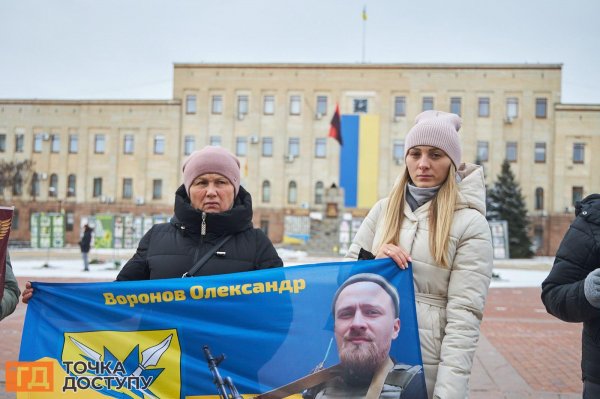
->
(182, 235), (232, 278)
(253, 364), (343, 399)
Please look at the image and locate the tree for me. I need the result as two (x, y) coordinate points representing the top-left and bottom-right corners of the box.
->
(487, 159), (534, 258)
(0, 160), (35, 197)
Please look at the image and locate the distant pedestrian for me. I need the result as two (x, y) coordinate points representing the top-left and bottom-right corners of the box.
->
(79, 224), (94, 272)
(542, 194), (600, 399)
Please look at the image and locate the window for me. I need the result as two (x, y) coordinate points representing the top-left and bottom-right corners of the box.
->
(153, 179), (162, 200)
(15, 134), (24, 152)
(393, 140), (405, 162)
(66, 212), (74, 232)
(315, 138), (326, 158)
(209, 136), (221, 147)
(316, 96), (328, 117)
(94, 134), (105, 154)
(573, 143), (585, 164)
(288, 138), (300, 157)
(48, 174), (58, 197)
(12, 209), (19, 230)
(535, 98), (547, 118)
(535, 187), (544, 210)
(450, 97), (462, 116)
(122, 178), (133, 199)
(186, 95), (196, 114)
(422, 97), (434, 111)
(13, 174), (23, 196)
(534, 142), (546, 163)
(478, 97), (490, 117)
(30, 173), (40, 197)
(260, 219), (269, 236)
(236, 137), (247, 157)
(394, 96), (406, 117)
(506, 97), (518, 120)
(33, 134), (43, 152)
(212, 95), (223, 114)
(290, 95), (301, 115)
(123, 134), (134, 154)
(315, 181), (324, 205)
(154, 135), (165, 154)
(50, 134), (60, 153)
(93, 178), (102, 197)
(288, 181), (297, 204)
(477, 141), (489, 162)
(262, 180), (271, 203)
(262, 137), (273, 157)
(0, 134), (5, 152)
(67, 174), (76, 197)
(237, 95), (249, 118)
(184, 136), (195, 155)
(354, 99), (368, 113)
(69, 134), (78, 153)
(263, 95), (275, 115)
(572, 186), (584, 206)
(506, 142), (517, 162)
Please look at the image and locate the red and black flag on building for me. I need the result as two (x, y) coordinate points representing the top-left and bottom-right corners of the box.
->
(329, 103), (342, 146)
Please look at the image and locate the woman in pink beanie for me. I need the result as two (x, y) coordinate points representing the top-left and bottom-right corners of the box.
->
(347, 111), (493, 398)
(116, 145), (283, 280)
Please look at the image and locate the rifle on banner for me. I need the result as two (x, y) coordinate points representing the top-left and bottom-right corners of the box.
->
(203, 345), (243, 399)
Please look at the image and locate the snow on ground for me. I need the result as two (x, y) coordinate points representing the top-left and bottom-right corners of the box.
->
(9, 248), (553, 288)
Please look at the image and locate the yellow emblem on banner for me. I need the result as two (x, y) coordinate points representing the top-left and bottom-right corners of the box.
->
(59, 329), (181, 398)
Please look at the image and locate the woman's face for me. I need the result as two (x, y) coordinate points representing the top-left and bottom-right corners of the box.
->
(189, 173), (235, 213)
(405, 146), (452, 188)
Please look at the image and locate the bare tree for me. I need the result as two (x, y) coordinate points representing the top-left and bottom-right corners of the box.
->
(0, 160), (35, 197)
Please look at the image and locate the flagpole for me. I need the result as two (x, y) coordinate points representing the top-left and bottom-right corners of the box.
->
(361, 6), (367, 63)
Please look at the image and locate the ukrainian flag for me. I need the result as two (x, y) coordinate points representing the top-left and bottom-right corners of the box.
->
(339, 114), (380, 208)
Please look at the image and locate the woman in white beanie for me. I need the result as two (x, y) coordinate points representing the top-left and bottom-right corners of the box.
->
(347, 110), (493, 399)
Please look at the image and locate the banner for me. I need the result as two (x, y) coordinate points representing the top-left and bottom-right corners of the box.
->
(0, 206), (14, 304)
(16, 259), (427, 398)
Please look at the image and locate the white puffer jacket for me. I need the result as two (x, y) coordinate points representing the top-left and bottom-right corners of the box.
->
(347, 163), (493, 399)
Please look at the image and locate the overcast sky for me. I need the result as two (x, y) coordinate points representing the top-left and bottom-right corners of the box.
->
(1, 0), (599, 103)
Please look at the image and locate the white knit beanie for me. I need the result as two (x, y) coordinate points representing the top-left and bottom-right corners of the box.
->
(404, 110), (462, 167)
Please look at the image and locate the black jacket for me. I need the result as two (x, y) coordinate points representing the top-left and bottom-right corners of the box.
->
(541, 194), (600, 384)
(79, 227), (93, 253)
(117, 184), (283, 280)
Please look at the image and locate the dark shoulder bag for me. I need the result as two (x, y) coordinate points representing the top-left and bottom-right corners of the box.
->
(182, 235), (232, 278)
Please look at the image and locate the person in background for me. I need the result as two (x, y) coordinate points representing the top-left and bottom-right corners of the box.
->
(79, 224), (94, 272)
(346, 110), (493, 398)
(1, 253), (20, 320)
(542, 194), (600, 399)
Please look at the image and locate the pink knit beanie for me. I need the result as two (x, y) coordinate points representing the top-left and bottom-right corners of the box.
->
(182, 146), (241, 196)
(404, 110), (462, 167)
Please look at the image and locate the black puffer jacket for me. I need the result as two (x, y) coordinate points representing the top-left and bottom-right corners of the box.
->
(542, 194), (600, 384)
(117, 184), (282, 280)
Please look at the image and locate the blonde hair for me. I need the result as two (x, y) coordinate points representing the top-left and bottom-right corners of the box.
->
(379, 163), (458, 268)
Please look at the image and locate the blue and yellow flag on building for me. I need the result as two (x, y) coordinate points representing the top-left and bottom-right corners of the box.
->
(17, 259), (426, 398)
(339, 114), (381, 209)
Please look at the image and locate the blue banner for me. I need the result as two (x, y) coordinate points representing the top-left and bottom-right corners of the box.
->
(18, 259), (426, 398)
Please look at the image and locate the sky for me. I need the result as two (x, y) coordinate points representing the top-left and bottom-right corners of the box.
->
(1, 0), (599, 103)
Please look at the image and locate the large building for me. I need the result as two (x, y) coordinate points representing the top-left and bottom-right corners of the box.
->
(1, 63), (599, 255)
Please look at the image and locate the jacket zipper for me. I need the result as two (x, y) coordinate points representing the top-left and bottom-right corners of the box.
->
(201, 212), (206, 243)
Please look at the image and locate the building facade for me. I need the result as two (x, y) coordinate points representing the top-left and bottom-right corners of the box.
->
(1, 63), (599, 255)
